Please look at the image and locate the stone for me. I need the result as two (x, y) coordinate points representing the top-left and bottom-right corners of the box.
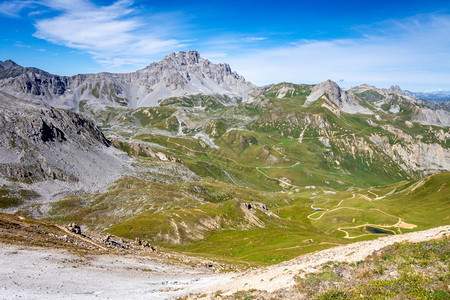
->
(68, 223), (81, 234)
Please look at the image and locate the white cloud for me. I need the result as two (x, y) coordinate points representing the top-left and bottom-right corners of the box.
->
(14, 41), (31, 47)
(2, 0), (187, 69)
(0, 0), (38, 17)
(33, 0), (187, 67)
(226, 15), (450, 91)
(242, 37), (267, 42)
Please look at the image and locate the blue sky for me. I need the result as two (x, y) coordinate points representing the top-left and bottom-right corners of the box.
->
(0, 0), (449, 91)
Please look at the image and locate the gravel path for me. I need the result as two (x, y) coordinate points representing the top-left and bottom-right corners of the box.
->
(208, 225), (450, 296)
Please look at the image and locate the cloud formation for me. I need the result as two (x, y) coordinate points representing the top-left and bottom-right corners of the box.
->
(0, 0), (37, 17)
(1, 0), (187, 68)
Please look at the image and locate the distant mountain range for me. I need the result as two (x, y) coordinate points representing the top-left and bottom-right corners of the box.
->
(347, 84), (450, 126)
(405, 89), (450, 102)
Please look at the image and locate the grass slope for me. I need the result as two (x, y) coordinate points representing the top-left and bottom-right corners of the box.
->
(43, 172), (449, 265)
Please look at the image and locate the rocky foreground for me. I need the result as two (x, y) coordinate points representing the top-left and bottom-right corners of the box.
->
(1, 214), (448, 299)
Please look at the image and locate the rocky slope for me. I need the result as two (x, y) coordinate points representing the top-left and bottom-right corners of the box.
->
(0, 51), (256, 110)
(349, 84), (450, 126)
(304, 80), (373, 114)
(0, 91), (131, 207)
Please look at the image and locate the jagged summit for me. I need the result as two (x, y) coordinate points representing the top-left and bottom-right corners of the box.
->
(304, 79), (373, 114)
(157, 50), (203, 66)
(0, 59), (18, 68)
(0, 51), (256, 109)
(132, 50), (255, 107)
(158, 50), (233, 74)
(388, 84), (404, 93)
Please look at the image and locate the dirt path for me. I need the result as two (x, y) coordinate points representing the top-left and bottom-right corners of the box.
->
(203, 225), (450, 296)
(54, 224), (108, 251)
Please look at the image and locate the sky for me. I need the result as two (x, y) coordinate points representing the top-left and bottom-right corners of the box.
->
(0, 0), (449, 92)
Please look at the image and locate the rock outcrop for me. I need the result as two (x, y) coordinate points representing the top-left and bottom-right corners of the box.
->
(304, 80), (373, 114)
(349, 84), (450, 126)
(0, 92), (130, 194)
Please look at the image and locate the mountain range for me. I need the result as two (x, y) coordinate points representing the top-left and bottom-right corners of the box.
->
(0, 51), (255, 110)
(0, 51), (448, 265)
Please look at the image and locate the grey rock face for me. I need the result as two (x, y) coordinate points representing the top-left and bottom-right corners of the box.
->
(349, 84), (450, 126)
(0, 62), (68, 96)
(0, 51), (256, 110)
(0, 92), (130, 192)
(304, 80), (373, 114)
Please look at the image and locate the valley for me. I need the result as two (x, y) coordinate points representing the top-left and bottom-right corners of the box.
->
(0, 52), (449, 298)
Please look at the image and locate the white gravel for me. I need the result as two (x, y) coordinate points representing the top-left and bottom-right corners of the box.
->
(0, 245), (231, 299)
(1, 225), (448, 299)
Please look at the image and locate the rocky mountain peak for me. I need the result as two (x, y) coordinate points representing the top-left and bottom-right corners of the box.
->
(157, 50), (234, 77)
(320, 79), (339, 89)
(388, 84), (402, 93)
(388, 84), (409, 96)
(163, 50), (200, 63)
(0, 51), (257, 109)
(304, 79), (373, 114)
(131, 51), (255, 106)
(0, 60), (19, 69)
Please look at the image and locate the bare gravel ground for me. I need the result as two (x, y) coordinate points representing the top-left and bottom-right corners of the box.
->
(0, 244), (232, 299)
(0, 226), (448, 299)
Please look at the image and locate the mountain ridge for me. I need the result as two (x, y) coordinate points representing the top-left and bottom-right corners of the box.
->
(348, 84), (450, 126)
(1, 53), (449, 127)
(0, 51), (256, 110)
